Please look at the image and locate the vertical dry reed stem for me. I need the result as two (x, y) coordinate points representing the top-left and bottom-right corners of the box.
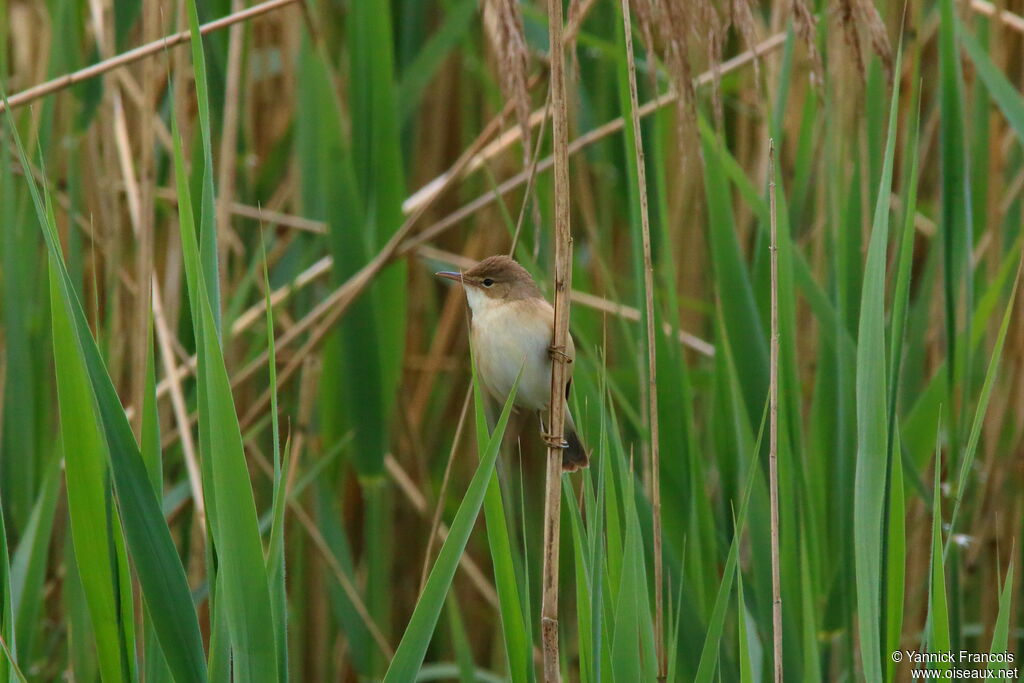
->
(619, 0), (664, 675)
(542, 0), (572, 678)
(152, 279), (207, 534)
(768, 138), (783, 683)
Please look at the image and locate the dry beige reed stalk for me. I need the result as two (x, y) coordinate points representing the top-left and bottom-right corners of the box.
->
(541, 0), (573, 677)
(768, 138), (783, 683)
(619, 0), (666, 674)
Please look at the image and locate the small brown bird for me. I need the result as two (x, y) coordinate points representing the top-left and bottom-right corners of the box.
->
(436, 255), (588, 471)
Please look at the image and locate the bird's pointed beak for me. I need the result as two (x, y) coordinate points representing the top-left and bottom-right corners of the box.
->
(435, 271), (463, 284)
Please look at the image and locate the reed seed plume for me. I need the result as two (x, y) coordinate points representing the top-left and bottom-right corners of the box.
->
(791, 0), (825, 89)
(730, 0), (762, 79)
(482, 0), (533, 166)
(837, 0), (895, 83)
(838, 0), (868, 81)
(631, 0), (700, 170)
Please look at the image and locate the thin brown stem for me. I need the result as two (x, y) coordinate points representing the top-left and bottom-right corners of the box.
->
(768, 138), (783, 683)
(151, 279), (206, 535)
(619, 0), (664, 675)
(419, 385), (472, 593)
(541, 0), (571, 678)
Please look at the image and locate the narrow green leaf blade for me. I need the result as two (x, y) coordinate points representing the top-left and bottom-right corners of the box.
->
(383, 370), (521, 681)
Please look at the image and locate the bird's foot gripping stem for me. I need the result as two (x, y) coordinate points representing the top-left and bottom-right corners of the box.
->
(548, 345), (572, 363)
(540, 431), (570, 450)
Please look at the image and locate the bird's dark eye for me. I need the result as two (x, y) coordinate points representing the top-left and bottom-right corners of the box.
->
(482, 278), (494, 287)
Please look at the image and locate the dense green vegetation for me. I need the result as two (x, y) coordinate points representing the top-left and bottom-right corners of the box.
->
(0, 0), (1021, 680)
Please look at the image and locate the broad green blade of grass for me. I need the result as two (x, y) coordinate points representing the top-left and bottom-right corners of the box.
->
(171, 111), (278, 681)
(2, 96), (208, 683)
(294, 35), (378, 672)
(51, 265), (135, 683)
(698, 115), (855, 367)
(299, 21), (402, 659)
(707, 309), (772, 676)
(64, 541), (99, 682)
(0, 154), (37, 533)
(365, 484), (393, 676)
(882, 63), (920, 683)
(566, 476), (594, 683)
(968, 19), (992, 239)
(611, 465), (656, 683)
(926, 445), (951, 672)
(888, 78), (922, 442)
(471, 352), (531, 683)
(694, 403), (767, 683)
(383, 370), (521, 681)
(315, 488), (374, 676)
(798, 523), (821, 682)
(346, 0), (408, 478)
(699, 123), (768, 427)
(939, 0), (973, 457)
(398, 0), (477, 122)
(988, 558), (1014, 673)
(854, 47), (901, 683)
(444, 593), (476, 682)
(112, 0), (140, 50)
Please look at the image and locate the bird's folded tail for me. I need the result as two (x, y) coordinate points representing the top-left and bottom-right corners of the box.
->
(562, 429), (589, 472)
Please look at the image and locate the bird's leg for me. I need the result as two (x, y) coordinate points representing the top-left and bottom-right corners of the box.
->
(548, 344), (572, 363)
(538, 411), (569, 449)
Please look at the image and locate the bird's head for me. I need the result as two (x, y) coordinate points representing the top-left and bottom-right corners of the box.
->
(436, 255), (542, 312)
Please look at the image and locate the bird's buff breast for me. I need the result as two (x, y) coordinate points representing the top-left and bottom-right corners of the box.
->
(470, 299), (556, 411)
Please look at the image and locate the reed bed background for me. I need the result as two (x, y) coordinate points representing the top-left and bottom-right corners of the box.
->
(0, 0), (1022, 680)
